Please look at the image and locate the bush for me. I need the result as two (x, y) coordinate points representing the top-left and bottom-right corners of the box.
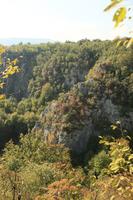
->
(88, 150), (111, 177)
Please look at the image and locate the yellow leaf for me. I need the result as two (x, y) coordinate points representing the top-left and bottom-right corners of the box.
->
(116, 40), (122, 47)
(123, 40), (129, 46)
(0, 83), (5, 88)
(99, 136), (103, 139)
(128, 154), (133, 161)
(0, 94), (6, 100)
(0, 47), (6, 55)
(104, 0), (123, 12)
(110, 164), (120, 172)
(11, 58), (18, 65)
(99, 139), (110, 146)
(129, 165), (133, 174)
(113, 7), (127, 27)
(2, 65), (20, 78)
(111, 124), (117, 130)
(110, 195), (115, 200)
(116, 120), (121, 125)
(122, 147), (130, 152)
(127, 38), (133, 48)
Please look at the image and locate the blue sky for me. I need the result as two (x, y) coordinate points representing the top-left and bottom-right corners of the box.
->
(0, 0), (130, 41)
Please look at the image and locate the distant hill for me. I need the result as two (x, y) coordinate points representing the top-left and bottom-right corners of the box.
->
(0, 38), (54, 45)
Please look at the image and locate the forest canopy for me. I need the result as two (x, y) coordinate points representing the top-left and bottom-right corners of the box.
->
(0, 39), (132, 199)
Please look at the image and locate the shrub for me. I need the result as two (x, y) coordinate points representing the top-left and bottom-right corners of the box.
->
(88, 150), (110, 177)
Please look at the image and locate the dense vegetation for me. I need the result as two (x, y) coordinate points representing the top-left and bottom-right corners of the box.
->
(0, 40), (132, 199)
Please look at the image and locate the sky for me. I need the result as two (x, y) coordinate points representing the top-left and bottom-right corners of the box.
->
(0, 0), (131, 42)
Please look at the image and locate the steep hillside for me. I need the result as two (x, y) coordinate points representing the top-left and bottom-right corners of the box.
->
(0, 39), (133, 150)
(0, 40), (132, 199)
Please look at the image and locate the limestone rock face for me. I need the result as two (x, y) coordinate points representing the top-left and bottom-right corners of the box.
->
(102, 99), (120, 122)
(36, 75), (133, 154)
(36, 62), (133, 154)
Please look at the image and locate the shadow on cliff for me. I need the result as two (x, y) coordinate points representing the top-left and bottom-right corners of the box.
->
(69, 134), (100, 168)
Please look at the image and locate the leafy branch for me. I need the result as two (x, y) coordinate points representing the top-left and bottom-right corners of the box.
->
(104, 0), (133, 47)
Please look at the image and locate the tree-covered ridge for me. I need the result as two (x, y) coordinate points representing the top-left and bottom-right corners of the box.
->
(0, 39), (133, 147)
(0, 40), (132, 199)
